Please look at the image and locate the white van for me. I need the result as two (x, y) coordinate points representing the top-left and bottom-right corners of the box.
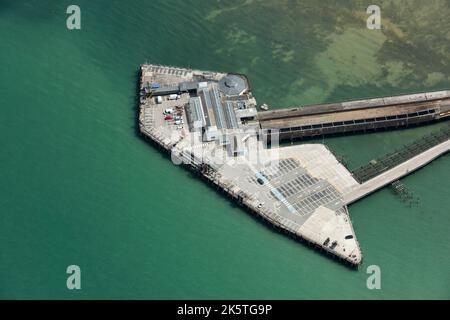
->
(198, 82), (208, 89)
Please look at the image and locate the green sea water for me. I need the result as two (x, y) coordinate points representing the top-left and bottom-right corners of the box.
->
(0, 0), (449, 299)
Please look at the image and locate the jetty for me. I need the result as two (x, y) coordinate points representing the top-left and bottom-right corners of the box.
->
(138, 63), (450, 267)
(259, 91), (450, 141)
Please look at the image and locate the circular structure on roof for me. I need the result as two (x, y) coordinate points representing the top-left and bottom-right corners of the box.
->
(225, 79), (238, 88)
(219, 74), (248, 96)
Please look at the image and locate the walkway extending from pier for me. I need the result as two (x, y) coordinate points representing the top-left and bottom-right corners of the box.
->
(351, 128), (450, 183)
(344, 139), (450, 205)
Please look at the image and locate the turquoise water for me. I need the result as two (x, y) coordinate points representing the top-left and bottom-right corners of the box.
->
(0, 0), (449, 299)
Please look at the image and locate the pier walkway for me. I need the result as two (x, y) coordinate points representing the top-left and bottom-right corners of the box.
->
(259, 90), (450, 141)
(344, 138), (450, 205)
(351, 127), (450, 183)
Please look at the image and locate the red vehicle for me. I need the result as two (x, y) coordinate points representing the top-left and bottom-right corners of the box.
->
(164, 115), (174, 121)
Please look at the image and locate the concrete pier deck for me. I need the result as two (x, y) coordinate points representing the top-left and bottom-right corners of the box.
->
(138, 63), (449, 267)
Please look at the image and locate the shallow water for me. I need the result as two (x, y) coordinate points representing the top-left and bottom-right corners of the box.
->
(0, 0), (449, 299)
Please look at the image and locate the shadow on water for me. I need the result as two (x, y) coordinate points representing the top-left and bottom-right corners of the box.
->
(133, 68), (142, 138)
(280, 119), (450, 145)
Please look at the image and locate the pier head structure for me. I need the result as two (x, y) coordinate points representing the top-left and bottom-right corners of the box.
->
(138, 64), (450, 267)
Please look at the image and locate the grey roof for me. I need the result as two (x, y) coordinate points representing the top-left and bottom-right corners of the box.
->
(210, 86), (226, 129)
(225, 101), (238, 129)
(153, 85), (179, 96)
(218, 74), (248, 96)
(187, 97), (206, 128)
(179, 81), (198, 92)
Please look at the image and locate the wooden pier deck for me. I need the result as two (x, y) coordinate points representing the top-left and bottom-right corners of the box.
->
(258, 90), (450, 140)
